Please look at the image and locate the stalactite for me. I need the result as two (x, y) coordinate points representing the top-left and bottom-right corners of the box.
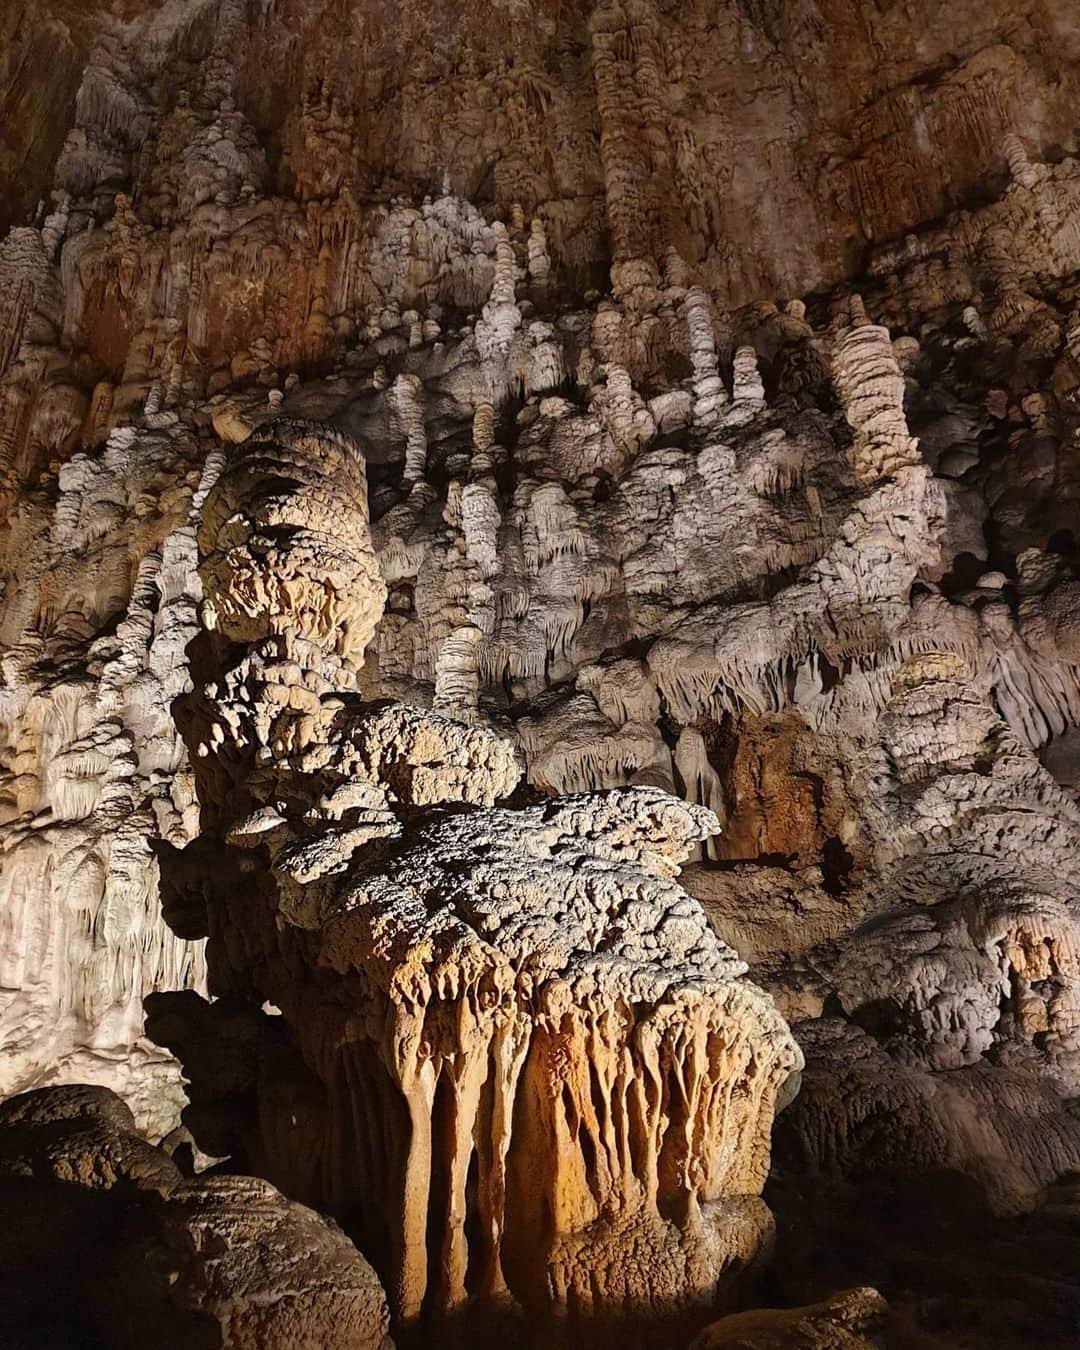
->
(674, 727), (725, 862)
(589, 1), (648, 267)
(153, 416), (801, 1344)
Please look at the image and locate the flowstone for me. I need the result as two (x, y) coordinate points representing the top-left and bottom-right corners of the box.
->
(152, 417), (802, 1345)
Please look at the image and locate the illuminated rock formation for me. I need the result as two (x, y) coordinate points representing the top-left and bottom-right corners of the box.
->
(772, 651), (1080, 1211)
(2, 3), (1080, 1344)
(151, 415), (801, 1344)
(0, 427), (212, 1133)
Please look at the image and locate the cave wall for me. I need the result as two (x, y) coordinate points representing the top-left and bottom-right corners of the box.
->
(1, 11), (1080, 1341)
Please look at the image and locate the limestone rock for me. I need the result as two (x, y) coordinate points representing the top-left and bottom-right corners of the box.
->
(0, 1082), (394, 1350)
(153, 415), (802, 1346)
(3, 4), (1080, 1346)
(199, 417), (387, 663)
(689, 1287), (888, 1350)
(107, 1174), (395, 1350)
(0, 1083), (180, 1195)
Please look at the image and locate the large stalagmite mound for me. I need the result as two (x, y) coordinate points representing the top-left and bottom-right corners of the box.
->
(144, 415), (802, 1344)
(2, 1), (1080, 1345)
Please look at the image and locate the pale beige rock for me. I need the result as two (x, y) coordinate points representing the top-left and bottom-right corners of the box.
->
(0, 429), (212, 1134)
(199, 417), (387, 665)
(155, 415), (802, 1345)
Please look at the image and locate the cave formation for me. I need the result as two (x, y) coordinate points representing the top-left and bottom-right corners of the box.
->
(1, 2), (1080, 1347)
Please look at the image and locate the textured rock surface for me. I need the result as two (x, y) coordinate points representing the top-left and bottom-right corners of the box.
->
(106, 1174), (395, 1350)
(2, 1), (1080, 1345)
(147, 414), (801, 1344)
(689, 1287), (887, 1350)
(0, 1084), (393, 1349)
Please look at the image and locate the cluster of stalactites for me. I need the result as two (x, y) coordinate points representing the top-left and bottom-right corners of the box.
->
(170, 417), (803, 1343)
(268, 780), (802, 1331)
(356, 942), (797, 1325)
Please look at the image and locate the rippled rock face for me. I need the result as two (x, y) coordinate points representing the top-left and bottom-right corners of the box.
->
(2, 1), (1080, 1346)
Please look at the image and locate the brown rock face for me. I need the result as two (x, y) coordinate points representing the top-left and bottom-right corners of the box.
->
(0, 1084), (393, 1349)
(3, 2), (1080, 1347)
(106, 1174), (395, 1350)
(690, 1287), (888, 1350)
(4, 1), (1080, 300)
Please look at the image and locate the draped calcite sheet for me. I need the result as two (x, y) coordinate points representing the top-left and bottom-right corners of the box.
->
(0, 423), (211, 1134)
(150, 416), (801, 1343)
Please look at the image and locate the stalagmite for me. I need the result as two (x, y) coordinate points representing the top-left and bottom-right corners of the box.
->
(962, 304), (987, 338)
(476, 221), (522, 372)
(4, 3), (1080, 1345)
(527, 218), (550, 284)
(472, 401), (497, 476)
(388, 373), (429, 485)
(1003, 132), (1039, 190)
(831, 306), (920, 482)
(732, 345), (765, 405)
(40, 194), (70, 262)
(199, 418), (387, 667)
(681, 286), (728, 425)
(153, 416), (801, 1345)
